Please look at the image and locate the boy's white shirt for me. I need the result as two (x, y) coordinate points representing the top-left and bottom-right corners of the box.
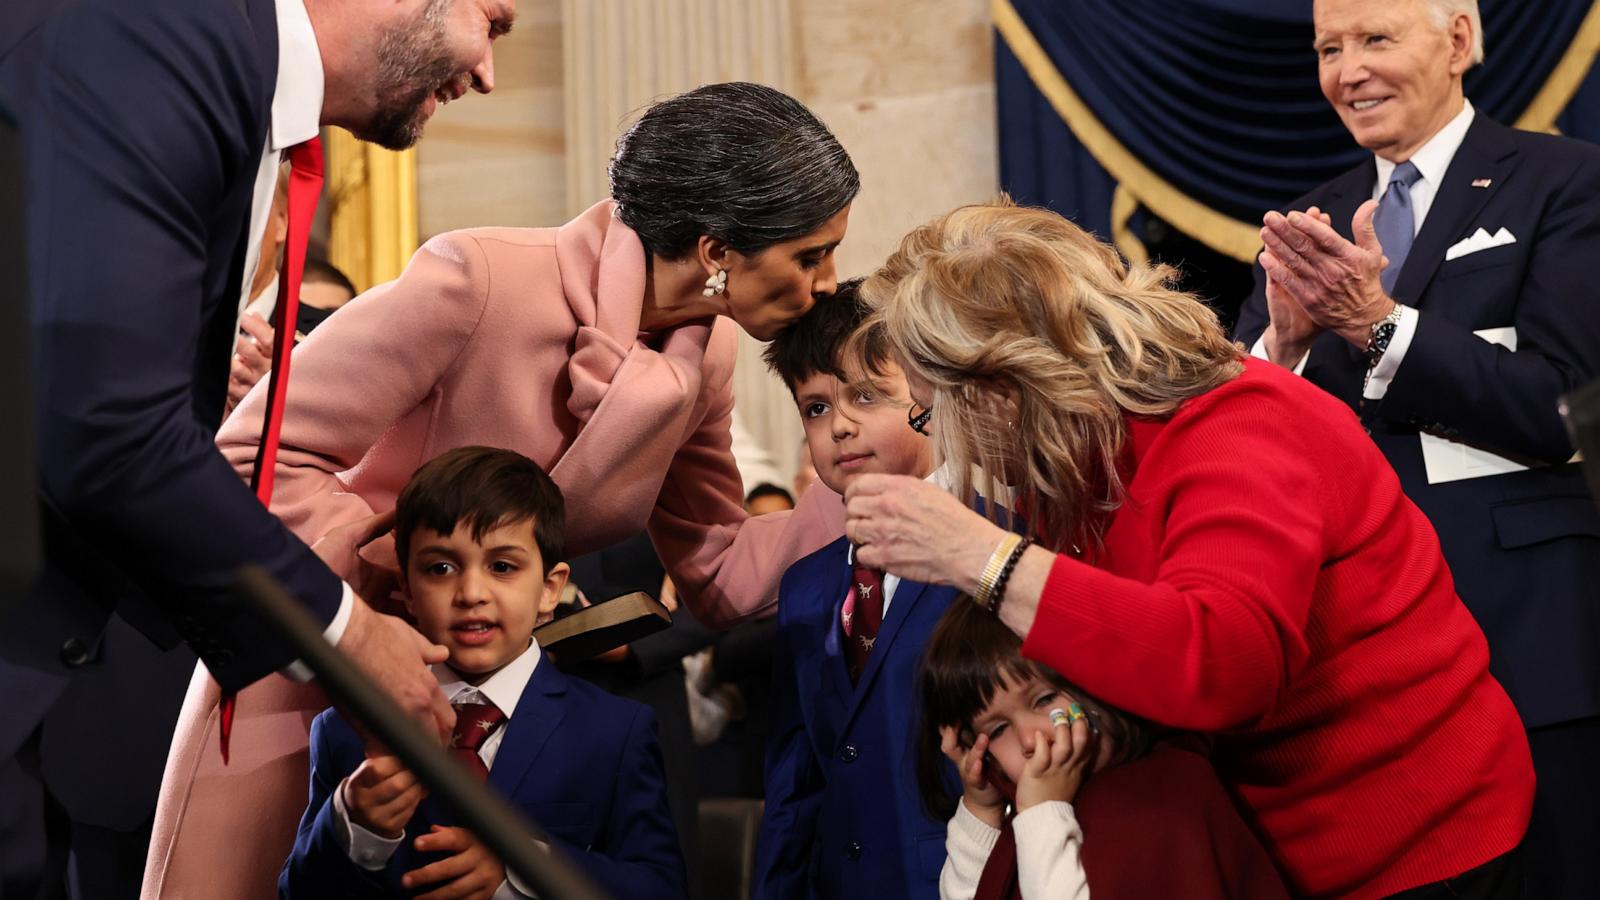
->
(844, 465), (952, 616)
(940, 799), (1091, 900)
(332, 641), (547, 899)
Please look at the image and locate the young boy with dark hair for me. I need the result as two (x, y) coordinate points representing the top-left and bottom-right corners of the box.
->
(281, 446), (686, 900)
(754, 280), (959, 899)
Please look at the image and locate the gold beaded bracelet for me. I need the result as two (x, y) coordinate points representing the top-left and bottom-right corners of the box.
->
(973, 533), (1023, 611)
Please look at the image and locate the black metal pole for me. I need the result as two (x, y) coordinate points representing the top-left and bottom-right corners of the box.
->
(233, 565), (612, 900)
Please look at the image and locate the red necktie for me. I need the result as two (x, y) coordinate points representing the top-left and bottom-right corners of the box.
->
(842, 554), (885, 682)
(449, 701), (507, 781)
(219, 136), (325, 764)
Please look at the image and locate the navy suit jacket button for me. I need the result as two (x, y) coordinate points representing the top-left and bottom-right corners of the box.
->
(59, 637), (91, 668)
(845, 840), (862, 860)
(839, 743), (858, 763)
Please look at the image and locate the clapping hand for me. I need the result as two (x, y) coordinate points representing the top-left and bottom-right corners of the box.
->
(1257, 207), (1331, 366)
(1259, 200), (1396, 346)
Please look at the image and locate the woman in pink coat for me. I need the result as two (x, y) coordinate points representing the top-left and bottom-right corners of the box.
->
(142, 82), (858, 899)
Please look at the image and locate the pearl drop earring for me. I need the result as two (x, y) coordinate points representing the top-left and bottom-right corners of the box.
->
(703, 268), (728, 297)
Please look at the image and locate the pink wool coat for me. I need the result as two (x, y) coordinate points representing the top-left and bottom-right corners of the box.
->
(141, 200), (842, 898)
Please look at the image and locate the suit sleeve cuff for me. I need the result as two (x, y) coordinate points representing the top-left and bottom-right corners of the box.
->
(1362, 305), (1418, 400)
(1249, 334), (1308, 375)
(331, 774), (404, 870)
(281, 582), (356, 682)
(499, 840), (551, 898)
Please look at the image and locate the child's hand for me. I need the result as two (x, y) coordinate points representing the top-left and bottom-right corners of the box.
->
(402, 825), (506, 900)
(941, 725), (1005, 828)
(1015, 714), (1095, 813)
(226, 313), (273, 413)
(342, 754), (425, 839)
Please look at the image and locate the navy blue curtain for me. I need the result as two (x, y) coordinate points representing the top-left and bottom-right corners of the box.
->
(998, 0), (1600, 250)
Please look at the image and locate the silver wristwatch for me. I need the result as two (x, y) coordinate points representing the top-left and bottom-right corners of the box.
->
(1363, 303), (1406, 368)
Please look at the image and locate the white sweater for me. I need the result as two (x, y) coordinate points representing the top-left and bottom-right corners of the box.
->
(939, 799), (1090, 900)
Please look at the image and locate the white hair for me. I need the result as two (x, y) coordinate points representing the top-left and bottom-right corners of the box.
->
(1427, 0), (1485, 65)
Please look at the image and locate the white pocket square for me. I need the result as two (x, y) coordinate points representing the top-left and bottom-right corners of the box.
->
(1445, 226), (1517, 261)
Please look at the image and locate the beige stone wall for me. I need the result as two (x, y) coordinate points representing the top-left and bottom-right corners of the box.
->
(794, 0), (999, 277)
(415, 0), (566, 237)
(411, 0), (999, 490)
(414, 0), (999, 272)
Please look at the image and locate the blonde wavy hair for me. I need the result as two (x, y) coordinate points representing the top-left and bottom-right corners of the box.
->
(858, 199), (1244, 548)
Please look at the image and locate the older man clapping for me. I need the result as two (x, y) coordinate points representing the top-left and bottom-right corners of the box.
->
(1235, 2), (1600, 897)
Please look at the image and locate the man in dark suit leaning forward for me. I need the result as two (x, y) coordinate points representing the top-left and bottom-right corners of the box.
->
(0, 0), (513, 895)
(1235, 1), (1600, 896)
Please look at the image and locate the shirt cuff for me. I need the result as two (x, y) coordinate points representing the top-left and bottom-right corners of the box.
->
(1012, 800), (1080, 836)
(951, 797), (1002, 854)
(1362, 305), (1418, 400)
(282, 582), (356, 682)
(1012, 801), (1087, 900)
(1249, 334), (1308, 375)
(331, 774), (404, 870)
(499, 840), (551, 898)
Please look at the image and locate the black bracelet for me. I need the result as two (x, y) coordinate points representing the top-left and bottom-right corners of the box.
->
(986, 537), (1033, 615)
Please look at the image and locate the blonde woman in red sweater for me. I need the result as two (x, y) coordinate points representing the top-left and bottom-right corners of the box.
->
(843, 200), (1533, 900)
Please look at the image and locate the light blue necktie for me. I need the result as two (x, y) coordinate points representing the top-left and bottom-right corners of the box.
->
(1373, 161), (1422, 294)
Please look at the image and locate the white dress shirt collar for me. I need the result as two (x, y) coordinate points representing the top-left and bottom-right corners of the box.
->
(433, 640), (544, 717)
(1374, 99), (1475, 196)
(271, 0), (324, 151)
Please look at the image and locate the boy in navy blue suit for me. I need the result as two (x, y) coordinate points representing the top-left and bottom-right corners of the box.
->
(754, 281), (959, 899)
(281, 446), (686, 899)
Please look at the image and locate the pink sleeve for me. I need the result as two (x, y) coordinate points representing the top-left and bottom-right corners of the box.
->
(1021, 392), (1325, 731)
(216, 233), (492, 550)
(647, 323), (844, 627)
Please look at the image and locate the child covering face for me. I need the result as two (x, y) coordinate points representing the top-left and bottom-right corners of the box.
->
(917, 601), (1289, 900)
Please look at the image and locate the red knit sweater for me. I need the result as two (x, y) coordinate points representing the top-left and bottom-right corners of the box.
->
(1021, 358), (1533, 899)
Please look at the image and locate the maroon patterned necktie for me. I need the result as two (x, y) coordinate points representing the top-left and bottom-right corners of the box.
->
(449, 700), (506, 781)
(843, 555), (885, 682)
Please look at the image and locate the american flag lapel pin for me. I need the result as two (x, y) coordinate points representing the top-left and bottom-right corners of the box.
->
(1471, 178), (1493, 188)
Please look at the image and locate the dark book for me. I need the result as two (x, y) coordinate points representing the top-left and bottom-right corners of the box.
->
(534, 591), (671, 664)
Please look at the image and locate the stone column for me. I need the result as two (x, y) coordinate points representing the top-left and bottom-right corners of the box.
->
(560, 0), (798, 214)
(563, 0), (806, 494)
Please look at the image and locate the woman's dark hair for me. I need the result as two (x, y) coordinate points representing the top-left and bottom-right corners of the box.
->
(915, 599), (1153, 820)
(394, 446), (565, 575)
(608, 82), (860, 259)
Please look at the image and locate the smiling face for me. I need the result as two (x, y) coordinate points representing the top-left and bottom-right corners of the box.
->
(401, 517), (568, 682)
(358, 0), (516, 150)
(719, 205), (851, 341)
(794, 360), (934, 496)
(1314, 0), (1473, 162)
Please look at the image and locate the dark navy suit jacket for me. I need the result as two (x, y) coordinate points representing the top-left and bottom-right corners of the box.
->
(281, 660), (687, 899)
(0, 0), (344, 828)
(1236, 113), (1600, 729)
(755, 536), (960, 899)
